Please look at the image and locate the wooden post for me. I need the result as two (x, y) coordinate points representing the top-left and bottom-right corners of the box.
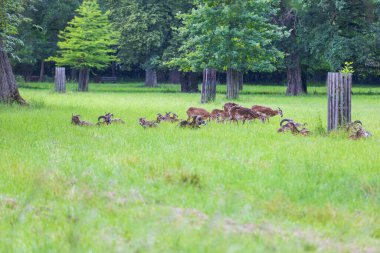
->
(54, 67), (66, 93)
(327, 72), (352, 131)
(201, 68), (217, 103)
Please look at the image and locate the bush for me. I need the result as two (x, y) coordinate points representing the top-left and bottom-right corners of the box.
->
(15, 75), (25, 84)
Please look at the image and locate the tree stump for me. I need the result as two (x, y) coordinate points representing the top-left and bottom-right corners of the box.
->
(54, 67), (66, 93)
(201, 68), (216, 103)
(327, 72), (352, 131)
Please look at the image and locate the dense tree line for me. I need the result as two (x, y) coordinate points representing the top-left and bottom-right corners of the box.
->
(0, 0), (379, 103)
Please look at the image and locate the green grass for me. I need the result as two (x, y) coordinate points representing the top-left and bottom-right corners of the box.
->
(1, 82), (379, 253)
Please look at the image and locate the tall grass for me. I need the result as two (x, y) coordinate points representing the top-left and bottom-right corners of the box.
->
(0, 82), (379, 252)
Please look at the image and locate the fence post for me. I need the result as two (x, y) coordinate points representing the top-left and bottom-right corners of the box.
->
(327, 72), (352, 131)
(55, 67), (66, 93)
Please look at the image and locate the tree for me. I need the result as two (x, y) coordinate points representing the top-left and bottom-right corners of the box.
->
(173, 0), (285, 99)
(48, 0), (118, 91)
(273, 0), (380, 95)
(274, 0), (308, 96)
(180, 72), (199, 93)
(108, 0), (170, 86)
(298, 0), (380, 74)
(14, 0), (81, 81)
(0, 0), (29, 105)
(108, 0), (195, 87)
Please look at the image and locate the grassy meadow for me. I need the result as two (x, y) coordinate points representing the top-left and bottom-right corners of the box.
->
(0, 82), (379, 253)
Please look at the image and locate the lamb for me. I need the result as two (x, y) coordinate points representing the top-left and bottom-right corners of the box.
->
(165, 112), (179, 122)
(209, 102), (240, 123)
(157, 112), (179, 123)
(216, 110), (230, 123)
(251, 105), (283, 121)
(139, 117), (158, 128)
(186, 107), (211, 121)
(156, 113), (164, 123)
(229, 106), (267, 124)
(71, 115), (93, 126)
(210, 109), (226, 121)
(170, 113), (179, 122)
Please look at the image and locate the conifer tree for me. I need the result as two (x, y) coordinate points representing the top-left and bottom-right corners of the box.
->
(48, 0), (118, 91)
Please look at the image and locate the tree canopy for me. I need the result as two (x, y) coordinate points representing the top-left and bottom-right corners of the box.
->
(107, 0), (194, 86)
(14, 0), (80, 67)
(299, 0), (380, 72)
(0, 0), (33, 53)
(171, 0), (285, 73)
(108, 0), (174, 70)
(48, 0), (118, 70)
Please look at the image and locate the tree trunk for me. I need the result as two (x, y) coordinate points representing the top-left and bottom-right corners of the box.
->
(201, 68), (216, 103)
(226, 68), (240, 99)
(238, 72), (243, 91)
(0, 42), (27, 105)
(156, 70), (168, 83)
(169, 70), (181, 84)
(145, 68), (158, 87)
(54, 67), (66, 93)
(111, 61), (116, 77)
(39, 60), (45, 82)
(78, 68), (90, 92)
(301, 66), (308, 94)
(71, 68), (78, 82)
(286, 54), (306, 96)
(22, 64), (33, 82)
(180, 72), (198, 93)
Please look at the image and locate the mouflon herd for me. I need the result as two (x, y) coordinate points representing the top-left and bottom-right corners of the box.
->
(71, 102), (371, 140)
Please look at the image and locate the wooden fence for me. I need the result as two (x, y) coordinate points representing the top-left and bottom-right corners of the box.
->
(327, 72), (352, 131)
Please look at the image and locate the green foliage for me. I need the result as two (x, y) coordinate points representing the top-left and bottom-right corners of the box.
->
(14, 0), (81, 65)
(170, 0), (286, 72)
(0, 0), (24, 37)
(108, 0), (193, 70)
(0, 0), (33, 54)
(340, 61), (354, 74)
(48, 0), (118, 70)
(298, 0), (380, 72)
